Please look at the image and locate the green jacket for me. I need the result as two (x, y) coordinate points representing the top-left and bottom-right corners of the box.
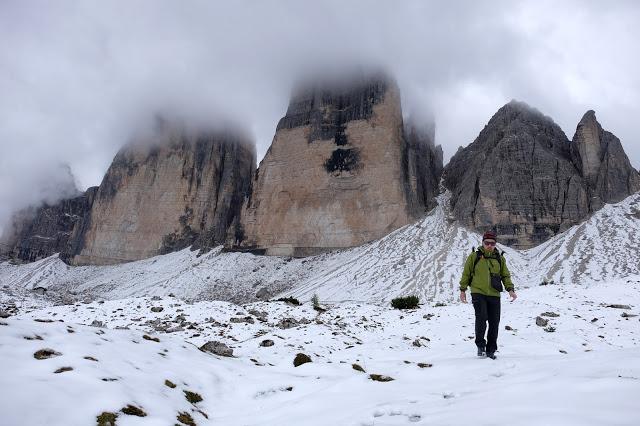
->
(459, 246), (514, 296)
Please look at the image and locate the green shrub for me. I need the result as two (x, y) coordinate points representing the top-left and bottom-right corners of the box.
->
(96, 412), (118, 426)
(176, 412), (196, 426)
(391, 296), (420, 310)
(121, 405), (146, 417)
(183, 390), (203, 404)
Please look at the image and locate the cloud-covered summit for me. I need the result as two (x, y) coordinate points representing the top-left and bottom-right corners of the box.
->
(1, 0), (639, 231)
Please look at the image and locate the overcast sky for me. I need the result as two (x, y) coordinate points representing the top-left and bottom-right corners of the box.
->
(1, 0), (639, 230)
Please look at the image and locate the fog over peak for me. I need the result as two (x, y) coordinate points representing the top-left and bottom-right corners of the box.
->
(1, 0), (639, 231)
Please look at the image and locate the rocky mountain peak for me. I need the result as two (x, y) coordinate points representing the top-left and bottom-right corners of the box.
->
(230, 72), (443, 256)
(68, 123), (256, 265)
(571, 110), (603, 182)
(443, 102), (639, 248)
(570, 110), (640, 209)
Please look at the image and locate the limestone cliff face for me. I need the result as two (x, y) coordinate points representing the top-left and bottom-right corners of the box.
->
(443, 101), (589, 248)
(443, 102), (640, 249)
(403, 120), (443, 215)
(229, 74), (443, 256)
(0, 188), (97, 263)
(71, 127), (255, 265)
(570, 110), (640, 210)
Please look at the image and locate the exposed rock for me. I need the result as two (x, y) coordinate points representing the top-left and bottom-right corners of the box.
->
(540, 311), (560, 317)
(71, 122), (255, 265)
(274, 296), (300, 305)
(34, 348), (62, 360)
(352, 363), (366, 372)
(570, 111), (640, 210)
(535, 316), (549, 327)
(229, 72), (443, 256)
(259, 339), (274, 347)
(443, 101), (589, 248)
(54, 366), (73, 374)
(403, 118), (444, 214)
(199, 341), (233, 357)
(142, 335), (160, 342)
(621, 312), (638, 318)
(150, 307), (164, 313)
(230, 316), (255, 324)
(606, 304), (631, 310)
(369, 374), (394, 382)
(277, 317), (310, 329)
(32, 287), (47, 296)
(443, 102), (639, 248)
(293, 352), (312, 367)
(0, 167), (97, 263)
(255, 287), (271, 301)
(248, 309), (268, 321)
(0, 309), (9, 319)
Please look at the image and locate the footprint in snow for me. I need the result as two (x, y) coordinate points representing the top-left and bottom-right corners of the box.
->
(371, 407), (423, 424)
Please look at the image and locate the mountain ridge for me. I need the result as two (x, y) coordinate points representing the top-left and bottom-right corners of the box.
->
(2, 190), (638, 304)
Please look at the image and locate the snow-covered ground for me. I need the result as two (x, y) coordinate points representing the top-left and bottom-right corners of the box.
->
(1, 192), (639, 304)
(1, 277), (639, 425)
(1, 192), (639, 424)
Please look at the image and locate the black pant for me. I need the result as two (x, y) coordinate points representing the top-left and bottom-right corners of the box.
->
(472, 293), (501, 353)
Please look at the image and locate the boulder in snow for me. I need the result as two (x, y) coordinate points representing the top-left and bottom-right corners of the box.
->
(200, 341), (233, 357)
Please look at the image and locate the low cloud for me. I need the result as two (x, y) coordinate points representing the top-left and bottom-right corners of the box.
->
(1, 0), (639, 231)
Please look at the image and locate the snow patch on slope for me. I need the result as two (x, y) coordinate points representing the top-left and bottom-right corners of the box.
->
(1, 192), (639, 304)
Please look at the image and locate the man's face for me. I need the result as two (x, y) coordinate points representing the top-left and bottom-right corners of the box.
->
(483, 239), (496, 252)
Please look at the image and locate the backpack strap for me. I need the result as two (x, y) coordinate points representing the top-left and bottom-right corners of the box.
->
(470, 249), (505, 281)
(469, 248), (483, 281)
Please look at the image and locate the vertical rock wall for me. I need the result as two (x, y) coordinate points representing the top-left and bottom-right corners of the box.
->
(0, 188), (97, 263)
(230, 74), (443, 256)
(71, 128), (255, 265)
(570, 110), (640, 210)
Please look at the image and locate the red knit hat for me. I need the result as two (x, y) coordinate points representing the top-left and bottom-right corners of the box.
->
(482, 231), (497, 241)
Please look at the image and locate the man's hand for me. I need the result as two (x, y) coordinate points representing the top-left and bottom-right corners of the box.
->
(460, 290), (467, 304)
(508, 290), (517, 302)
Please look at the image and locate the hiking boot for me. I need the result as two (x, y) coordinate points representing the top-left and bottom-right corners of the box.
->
(477, 347), (486, 357)
(486, 352), (497, 360)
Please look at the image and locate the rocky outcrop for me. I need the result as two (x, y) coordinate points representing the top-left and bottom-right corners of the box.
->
(403, 119), (443, 214)
(570, 110), (640, 210)
(229, 73), (443, 256)
(71, 125), (255, 265)
(443, 101), (589, 248)
(0, 187), (97, 263)
(443, 101), (640, 248)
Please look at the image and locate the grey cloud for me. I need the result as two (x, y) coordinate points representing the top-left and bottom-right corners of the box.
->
(1, 0), (639, 231)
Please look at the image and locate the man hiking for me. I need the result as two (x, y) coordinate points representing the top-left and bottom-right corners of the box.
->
(459, 231), (517, 359)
